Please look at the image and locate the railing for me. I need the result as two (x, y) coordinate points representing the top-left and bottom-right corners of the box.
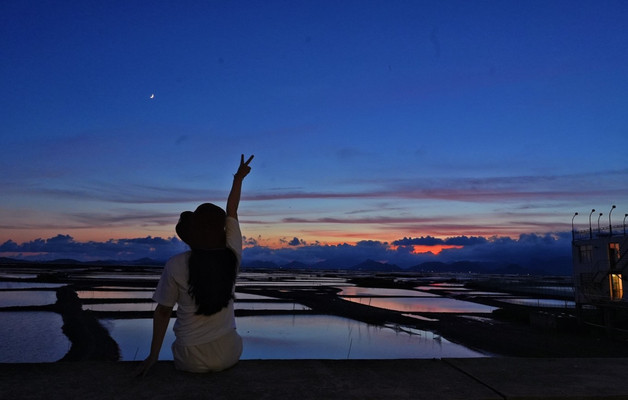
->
(573, 225), (628, 241)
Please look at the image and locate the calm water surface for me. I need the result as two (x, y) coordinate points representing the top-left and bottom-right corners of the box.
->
(0, 312), (70, 362)
(342, 296), (497, 313)
(107, 315), (485, 361)
(0, 282), (65, 289)
(77, 290), (155, 299)
(338, 287), (438, 297)
(0, 290), (58, 307)
(2, 271), (540, 362)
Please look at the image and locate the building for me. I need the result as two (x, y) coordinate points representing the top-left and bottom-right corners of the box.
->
(572, 209), (628, 329)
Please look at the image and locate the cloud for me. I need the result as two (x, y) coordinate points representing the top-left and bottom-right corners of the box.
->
(0, 231), (574, 274)
(4, 169), (626, 209)
(241, 232), (572, 272)
(20, 184), (225, 205)
(288, 237), (306, 246)
(393, 236), (444, 246)
(0, 234), (187, 262)
(444, 236), (489, 246)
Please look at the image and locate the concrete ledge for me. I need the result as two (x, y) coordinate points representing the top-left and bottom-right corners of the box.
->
(2, 358), (628, 400)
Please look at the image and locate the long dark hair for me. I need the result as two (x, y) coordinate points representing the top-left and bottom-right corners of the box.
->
(187, 248), (237, 316)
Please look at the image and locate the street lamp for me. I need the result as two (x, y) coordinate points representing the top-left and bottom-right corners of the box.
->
(597, 212), (603, 234)
(609, 205), (616, 236)
(589, 209), (596, 239)
(572, 212), (578, 240)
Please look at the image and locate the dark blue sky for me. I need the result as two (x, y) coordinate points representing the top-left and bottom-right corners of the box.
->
(1, 1), (627, 263)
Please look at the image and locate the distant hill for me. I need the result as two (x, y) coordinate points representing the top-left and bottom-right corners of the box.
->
(409, 260), (568, 275)
(0, 255), (572, 275)
(351, 259), (401, 272)
(281, 261), (309, 269)
(0, 257), (27, 264)
(0, 257), (164, 267)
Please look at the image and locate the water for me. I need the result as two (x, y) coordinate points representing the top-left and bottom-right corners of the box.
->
(83, 302), (311, 312)
(338, 287), (439, 297)
(83, 302), (162, 312)
(342, 296), (497, 313)
(76, 290), (155, 299)
(497, 298), (575, 308)
(2, 270), (571, 362)
(235, 302), (311, 311)
(0, 282), (65, 289)
(0, 290), (58, 307)
(107, 315), (485, 361)
(0, 312), (70, 362)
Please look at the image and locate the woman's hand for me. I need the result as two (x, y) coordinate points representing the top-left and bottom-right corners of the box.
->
(133, 354), (158, 377)
(234, 154), (254, 180)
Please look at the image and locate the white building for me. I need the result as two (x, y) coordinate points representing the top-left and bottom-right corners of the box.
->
(572, 212), (628, 313)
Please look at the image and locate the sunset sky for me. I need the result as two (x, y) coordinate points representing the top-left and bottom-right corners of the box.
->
(1, 1), (627, 265)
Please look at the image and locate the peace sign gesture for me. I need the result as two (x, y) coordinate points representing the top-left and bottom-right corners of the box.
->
(235, 154), (254, 180)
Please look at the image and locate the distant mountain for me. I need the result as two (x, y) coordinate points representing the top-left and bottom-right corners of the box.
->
(310, 259), (346, 270)
(0, 257), (27, 264)
(409, 260), (570, 275)
(351, 259), (401, 272)
(280, 261), (309, 269)
(0, 257), (164, 267)
(0, 255), (572, 275)
(241, 260), (280, 269)
(45, 258), (82, 265)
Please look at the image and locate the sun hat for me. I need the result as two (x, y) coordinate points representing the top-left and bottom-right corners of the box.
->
(175, 203), (226, 250)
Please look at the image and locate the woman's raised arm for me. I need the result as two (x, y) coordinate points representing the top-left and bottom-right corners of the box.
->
(226, 154), (254, 219)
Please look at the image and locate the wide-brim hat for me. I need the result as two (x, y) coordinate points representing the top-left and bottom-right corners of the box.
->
(175, 203), (226, 250)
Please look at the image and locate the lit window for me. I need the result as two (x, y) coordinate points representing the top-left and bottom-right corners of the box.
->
(610, 274), (623, 301)
(609, 243), (620, 262)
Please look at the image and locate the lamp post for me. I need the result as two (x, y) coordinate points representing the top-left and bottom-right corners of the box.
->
(609, 205), (616, 236)
(624, 214), (628, 236)
(572, 212), (578, 241)
(597, 213), (603, 234)
(589, 209), (596, 239)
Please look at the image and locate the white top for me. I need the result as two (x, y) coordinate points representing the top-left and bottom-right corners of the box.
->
(153, 216), (242, 346)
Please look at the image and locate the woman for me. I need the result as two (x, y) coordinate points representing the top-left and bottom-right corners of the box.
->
(135, 154), (253, 375)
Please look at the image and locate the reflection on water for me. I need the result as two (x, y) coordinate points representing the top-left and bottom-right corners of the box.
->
(497, 298), (575, 308)
(239, 273), (348, 286)
(237, 280), (350, 287)
(0, 290), (58, 307)
(415, 285), (471, 292)
(0, 271), (576, 362)
(343, 296), (496, 313)
(338, 287), (438, 297)
(235, 293), (279, 300)
(83, 302), (162, 312)
(108, 315), (486, 361)
(0, 274), (38, 279)
(83, 301), (310, 312)
(103, 318), (176, 361)
(236, 302), (311, 311)
(465, 291), (510, 296)
(0, 282), (65, 289)
(79, 274), (159, 280)
(77, 290), (155, 299)
(0, 312), (70, 362)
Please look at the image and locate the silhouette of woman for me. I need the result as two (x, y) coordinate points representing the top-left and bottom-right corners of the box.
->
(135, 154), (253, 375)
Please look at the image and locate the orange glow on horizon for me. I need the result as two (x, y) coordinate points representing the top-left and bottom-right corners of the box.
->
(410, 244), (463, 255)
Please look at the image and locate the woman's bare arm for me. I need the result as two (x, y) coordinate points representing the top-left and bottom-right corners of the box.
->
(226, 154), (254, 220)
(133, 303), (173, 377)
